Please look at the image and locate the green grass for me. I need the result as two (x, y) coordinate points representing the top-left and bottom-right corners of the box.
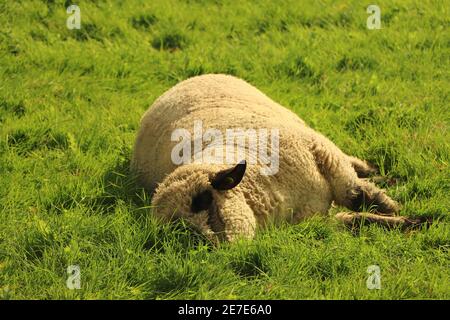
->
(0, 0), (449, 299)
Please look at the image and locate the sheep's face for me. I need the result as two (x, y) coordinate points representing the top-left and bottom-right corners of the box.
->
(151, 160), (256, 242)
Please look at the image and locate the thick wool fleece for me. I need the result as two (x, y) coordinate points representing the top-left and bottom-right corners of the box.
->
(132, 74), (399, 241)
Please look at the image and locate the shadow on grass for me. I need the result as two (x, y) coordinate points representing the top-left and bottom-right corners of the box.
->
(93, 158), (215, 252)
(92, 158), (148, 214)
(40, 158), (143, 215)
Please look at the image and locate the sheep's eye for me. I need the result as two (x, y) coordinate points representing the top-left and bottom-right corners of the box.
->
(191, 190), (213, 213)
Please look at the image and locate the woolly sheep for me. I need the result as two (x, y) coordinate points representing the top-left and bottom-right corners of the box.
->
(132, 74), (419, 242)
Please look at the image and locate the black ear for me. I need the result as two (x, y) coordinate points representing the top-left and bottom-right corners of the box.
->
(211, 160), (247, 190)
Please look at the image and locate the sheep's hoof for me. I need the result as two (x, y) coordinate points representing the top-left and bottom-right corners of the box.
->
(402, 216), (434, 230)
(369, 176), (400, 187)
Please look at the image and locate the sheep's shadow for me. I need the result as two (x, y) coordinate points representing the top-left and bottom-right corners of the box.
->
(92, 159), (149, 216)
(94, 159), (214, 251)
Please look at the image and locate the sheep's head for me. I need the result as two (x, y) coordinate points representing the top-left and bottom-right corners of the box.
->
(151, 160), (256, 242)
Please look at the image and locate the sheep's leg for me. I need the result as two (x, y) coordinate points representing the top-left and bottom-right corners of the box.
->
(311, 140), (399, 214)
(335, 212), (430, 230)
(348, 180), (401, 214)
(347, 156), (378, 178)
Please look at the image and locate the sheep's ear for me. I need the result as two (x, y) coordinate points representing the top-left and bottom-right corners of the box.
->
(211, 160), (247, 190)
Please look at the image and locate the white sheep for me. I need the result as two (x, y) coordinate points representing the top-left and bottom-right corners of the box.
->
(132, 74), (420, 242)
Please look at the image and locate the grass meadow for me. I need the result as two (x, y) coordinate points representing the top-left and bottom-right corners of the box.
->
(0, 0), (449, 299)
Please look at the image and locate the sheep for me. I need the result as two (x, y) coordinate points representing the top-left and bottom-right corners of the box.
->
(131, 74), (422, 242)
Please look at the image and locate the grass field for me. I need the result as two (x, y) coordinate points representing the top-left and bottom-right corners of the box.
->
(0, 0), (449, 299)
